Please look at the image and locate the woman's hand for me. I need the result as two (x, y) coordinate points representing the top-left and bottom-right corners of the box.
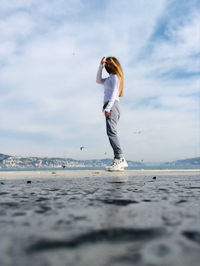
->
(105, 111), (110, 117)
(101, 57), (106, 66)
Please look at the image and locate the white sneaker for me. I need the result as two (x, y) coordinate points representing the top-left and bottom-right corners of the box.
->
(119, 157), (128, 168)
(105, 158), (118, 171)
(105, 158), (128, 172)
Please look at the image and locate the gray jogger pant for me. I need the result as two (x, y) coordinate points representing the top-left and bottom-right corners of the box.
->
(105, 101), (123, 159)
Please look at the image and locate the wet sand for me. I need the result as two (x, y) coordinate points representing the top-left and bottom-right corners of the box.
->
(0, 170), (200, 266)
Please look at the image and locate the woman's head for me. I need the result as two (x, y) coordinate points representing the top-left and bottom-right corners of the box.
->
(105, 57), (124, 97)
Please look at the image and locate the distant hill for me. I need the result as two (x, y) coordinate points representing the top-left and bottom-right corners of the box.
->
(0, 153), (10, 162)
(0, 153), (199, 170)
(162, 157), (200, 169)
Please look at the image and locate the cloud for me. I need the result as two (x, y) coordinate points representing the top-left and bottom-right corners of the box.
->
(0, 0), (199, 161)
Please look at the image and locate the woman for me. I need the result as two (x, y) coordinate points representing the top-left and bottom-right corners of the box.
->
(96, 56), (128, 171)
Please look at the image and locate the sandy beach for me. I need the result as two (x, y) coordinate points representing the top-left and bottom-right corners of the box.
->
(0, 169), (200, 266)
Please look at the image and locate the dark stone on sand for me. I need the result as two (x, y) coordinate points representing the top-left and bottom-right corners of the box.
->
(35, 205), (52, 214)
(97, 199), (139, 206)
(182, 231), (200, 244)
(159, 188), (168, 192)
(0, 192), (9, 195)
(153, 176), (157, 180)
(1, 202), (19, 208)
(1, 182), (4, 185)
(56, 219), (72, 225)
(26, 227), (165, 253)
(176, 199), (187, 204)
(27, 180), (31, 184)
(12, 212), (27, 217)
(36, 197), (50, 202)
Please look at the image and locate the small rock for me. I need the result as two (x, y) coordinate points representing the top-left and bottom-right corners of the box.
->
(27, 180), (32, 184)
(153, 176), (157, 180)
(1, 182), (5, 185)
(52, 172), (56, 175)
(93, 171), (100, 174)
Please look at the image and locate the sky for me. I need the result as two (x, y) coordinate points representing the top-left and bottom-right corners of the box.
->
(0, 0), (200, 162)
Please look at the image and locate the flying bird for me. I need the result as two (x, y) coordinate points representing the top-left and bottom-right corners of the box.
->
(80, 146), (86, 151)
(133, 131), (142, 134)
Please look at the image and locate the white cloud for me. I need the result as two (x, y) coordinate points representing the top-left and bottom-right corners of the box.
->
(0, 0), (199, 161)
(0, 41), (16, 58)
(0, 0), (34, 12)
(0, 12), (35, 40)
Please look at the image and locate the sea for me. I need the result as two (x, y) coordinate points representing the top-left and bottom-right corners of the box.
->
(0, 166), (199, 172)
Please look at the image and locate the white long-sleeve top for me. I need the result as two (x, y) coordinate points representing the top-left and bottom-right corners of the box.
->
(96, 64), (119, 113)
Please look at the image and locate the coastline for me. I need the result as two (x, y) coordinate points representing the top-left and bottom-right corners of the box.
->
(0, 169), (199, 180)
